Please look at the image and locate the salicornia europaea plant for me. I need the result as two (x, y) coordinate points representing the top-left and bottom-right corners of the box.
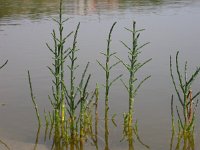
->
(27, 0), (158, 148)
(170, 51), (200, 132)
(46, 0), (73, 139)
(170, 51), (200, 150)
(28, 0), (94, 149)
(117, 21), (151, 149)
(66, 23), (80, 148)
(62, 22), (91, 149)
(97, 22), (122, 150)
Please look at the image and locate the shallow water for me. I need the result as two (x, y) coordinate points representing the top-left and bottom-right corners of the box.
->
(1, 0), (200, 149)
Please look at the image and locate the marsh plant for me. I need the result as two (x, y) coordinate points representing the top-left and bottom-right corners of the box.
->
(3, 0), (200, 149)
(116, 21), (151, 149)
(97, 22), (122, 150)
(170, 51), (200, 149)
(27, 0), (154, 149)
(28, 0), (96, 149)
(45, 11), (92, 150)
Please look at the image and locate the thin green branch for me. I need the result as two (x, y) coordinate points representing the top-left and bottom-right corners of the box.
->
(28, 71), (41, 126)
(170, 55), (184, 106)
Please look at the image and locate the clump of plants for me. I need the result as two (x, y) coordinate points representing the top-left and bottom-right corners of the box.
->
(28, 0), (153, 149)
(28, 0), (96, 149)
(170, 51), (200, 149)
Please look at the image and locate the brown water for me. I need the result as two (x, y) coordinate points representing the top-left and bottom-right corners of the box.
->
(1, 0), (200, 149)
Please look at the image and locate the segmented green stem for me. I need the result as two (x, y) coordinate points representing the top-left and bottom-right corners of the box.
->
(28, 71), (41, 127)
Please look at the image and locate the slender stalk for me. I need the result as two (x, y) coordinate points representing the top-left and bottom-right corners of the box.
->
(78, 63), (91, 149)
(118, 21), (151, 148)
(28, 71), (41, 127)
(171, 95), (175, 134)
(59, 0), (66, 135)
(97, 22), (122, 150)
(127, 22), (136, 148)
(46, 0), (73, 144)
(94, 84), (99, 150)
(66, 23), (80, 149)
(105, 23), (116, 150)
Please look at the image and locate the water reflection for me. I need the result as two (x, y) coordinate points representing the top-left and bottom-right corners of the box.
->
(0, 0), (194, 21)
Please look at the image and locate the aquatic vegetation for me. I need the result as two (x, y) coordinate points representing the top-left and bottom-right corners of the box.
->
(170, 51), (200, 150)
(28, 71), (41, 127)
(97, 22), (122, 150)
(46, 0), (73, 141)
(46, 11), (92, 150)
(28, 11), (152, 149)
(25, 2), (200, 149)
(2, 0), (200, 149)
(28, 0), (95, 149)
(170, 51), (200, 132)
(27, 2), (153, 148)
(117, 21), (151, 149)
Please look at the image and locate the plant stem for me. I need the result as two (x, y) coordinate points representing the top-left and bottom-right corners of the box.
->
(28, 71), (41, 127)
(105, 22), (116, 150)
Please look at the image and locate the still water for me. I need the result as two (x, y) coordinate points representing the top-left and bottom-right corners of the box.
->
(1, 0), (200, 149)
